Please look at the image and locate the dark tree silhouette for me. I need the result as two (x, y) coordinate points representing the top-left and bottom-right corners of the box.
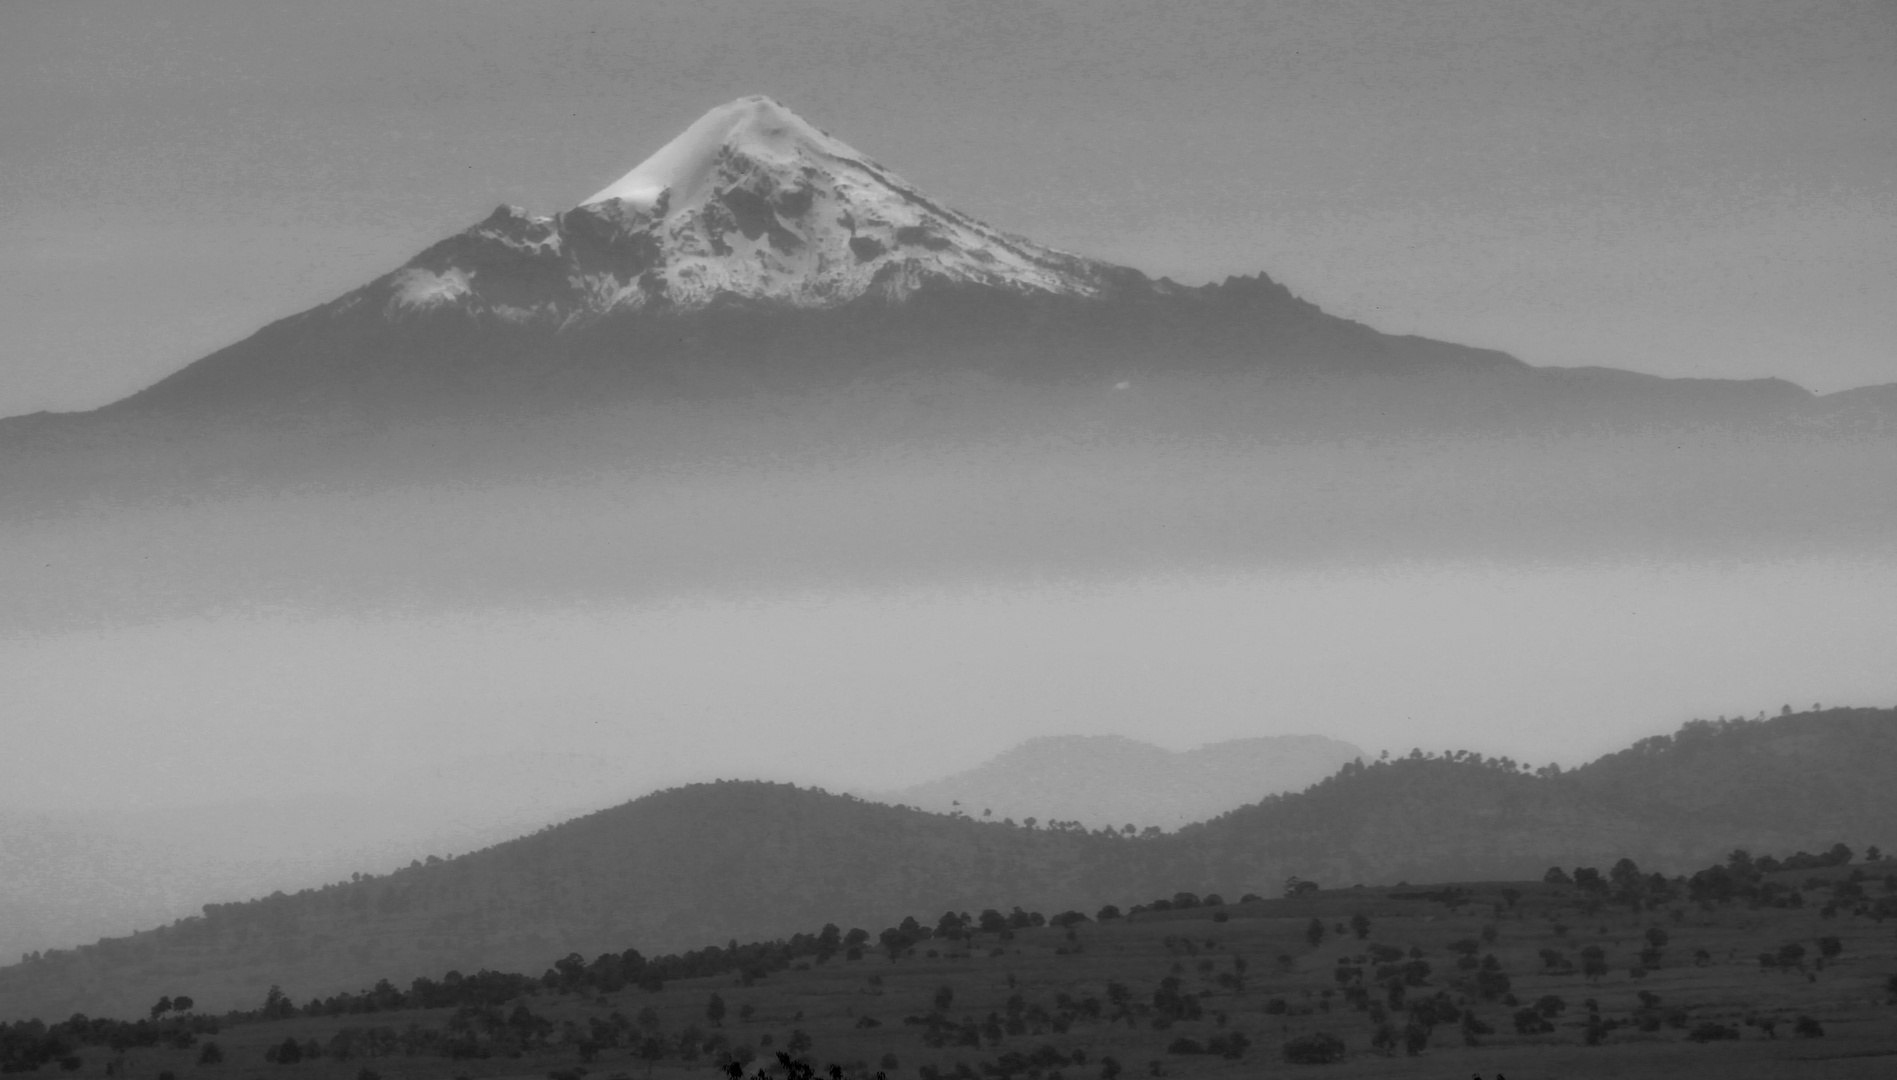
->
(1280, 1032), (1345, 1064)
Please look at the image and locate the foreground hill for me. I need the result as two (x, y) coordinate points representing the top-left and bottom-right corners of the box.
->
(2, 708), (1890, 1021)
(879, 734), (1364, 830)
(4, 851), (1895, 1080)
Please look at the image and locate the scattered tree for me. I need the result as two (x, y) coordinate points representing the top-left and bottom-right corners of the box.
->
(1280, 1032), (1345, 1064)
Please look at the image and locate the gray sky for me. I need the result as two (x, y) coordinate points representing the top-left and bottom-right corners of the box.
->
(3, 0), (1893, 417)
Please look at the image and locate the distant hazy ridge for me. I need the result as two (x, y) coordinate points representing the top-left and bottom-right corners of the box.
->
(1, 708), (1889, 1022)
(879, 734), (1364, 829)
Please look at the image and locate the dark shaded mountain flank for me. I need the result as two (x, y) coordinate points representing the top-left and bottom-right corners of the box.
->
(99, 270), (1522, 421)
(19, 267), (1878, 444)
(3, 707), (1891, 1022)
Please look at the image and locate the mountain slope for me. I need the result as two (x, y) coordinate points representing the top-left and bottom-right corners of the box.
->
(98, 95), (1351, 417)
(0, 93), (1877, 436)
(2, 707), (1890, 1021)
(880, 734), (1364, 829)
(1, 94), (1886, 529)
(23, 93), (1779, 428)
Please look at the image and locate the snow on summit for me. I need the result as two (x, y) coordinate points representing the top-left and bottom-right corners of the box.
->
(580, 96), (860, 211)
(371, 96), (1120, 322)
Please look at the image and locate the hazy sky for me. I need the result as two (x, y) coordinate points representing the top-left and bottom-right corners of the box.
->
(3, 0), (1893, 417)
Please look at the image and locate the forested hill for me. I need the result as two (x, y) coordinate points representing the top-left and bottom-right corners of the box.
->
(2, 708), (1891, 1021)
(1167, 707), (1897, 888)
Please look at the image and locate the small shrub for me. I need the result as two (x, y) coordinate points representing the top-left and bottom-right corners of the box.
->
(1164, 1038), (1203, 1055)
(1512, 1008), (1553, 1035)
(1794, 1015), (1825, 1038)
(1689, 1023), (1739, 1042)
(1281, 1032), (1346, 1064)
(1205, 1032), (1249, 1059)
(266, 1037), (303, 1065)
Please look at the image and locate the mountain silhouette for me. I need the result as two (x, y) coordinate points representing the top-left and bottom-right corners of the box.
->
(4, 96), (1889, 633)
(0, 95), (1880, 435)
(879, 734), (1364, 830)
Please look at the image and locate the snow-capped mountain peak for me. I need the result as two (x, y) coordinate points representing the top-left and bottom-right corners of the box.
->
(580, 95), (857, 211)
(374, 96), (1121, 323)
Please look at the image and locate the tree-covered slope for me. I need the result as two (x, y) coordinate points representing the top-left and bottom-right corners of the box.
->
(2, 709), (1890, 1021)
(1168, 707), (1897, 888)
